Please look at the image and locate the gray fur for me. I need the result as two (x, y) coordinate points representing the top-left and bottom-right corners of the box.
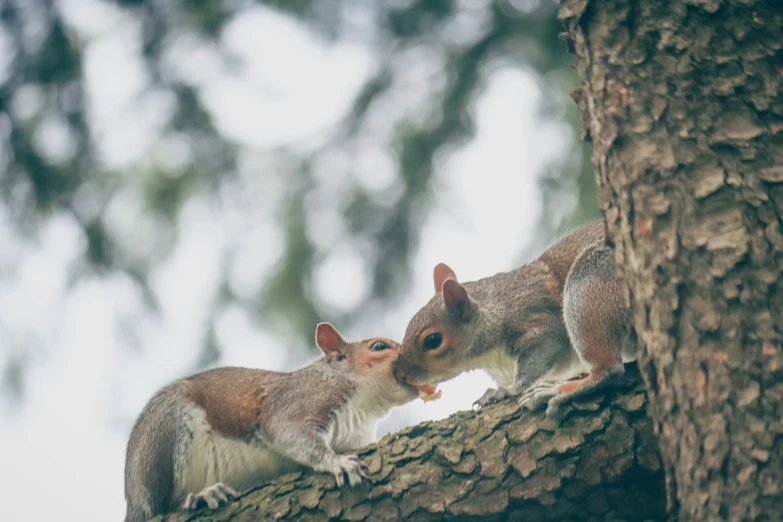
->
(404, 259), (574, 387)
(124, 383), (182, 522)
(563, 244), (630, 367)
(399, 221), (635, 414)
(125, 351), (413, 522)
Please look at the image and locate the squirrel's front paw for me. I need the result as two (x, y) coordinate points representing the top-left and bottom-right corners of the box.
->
(472, 387), (508, 409)
(183, 482), (238, 511)
(329, 454), (368, 487)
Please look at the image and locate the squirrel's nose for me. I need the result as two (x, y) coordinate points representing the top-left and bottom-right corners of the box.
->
(393, 359), (407, 383)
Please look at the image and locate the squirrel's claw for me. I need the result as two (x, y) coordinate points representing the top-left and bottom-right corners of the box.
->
(183, 482), (238, 511)
(518, 381), (560, 412)
(473, 387), (508, 409)
(330, 454), (367, 488)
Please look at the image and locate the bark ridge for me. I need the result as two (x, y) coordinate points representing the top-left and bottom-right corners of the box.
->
(156, 367), (664, 522)
(559, 0), (783, 518)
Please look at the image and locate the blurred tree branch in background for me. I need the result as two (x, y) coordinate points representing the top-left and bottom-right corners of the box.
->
(0, 0), (598, 400)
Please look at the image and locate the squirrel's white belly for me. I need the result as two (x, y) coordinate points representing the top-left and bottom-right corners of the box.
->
(175, 404), (300, 501)
(329, 391), (380, 453)
(472, 348), (519, 388)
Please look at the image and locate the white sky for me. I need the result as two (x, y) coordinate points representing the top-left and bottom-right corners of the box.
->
(0, 2), (568, 521)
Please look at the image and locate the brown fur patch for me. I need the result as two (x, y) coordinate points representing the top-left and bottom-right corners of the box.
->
(556, 370), (607, 395)
(431, 349), (451, 360)
(539, 221), (605, 284)
(576, 278), (624, 371)
(183, 368), (275, 440)
(542, 266), (564, 305)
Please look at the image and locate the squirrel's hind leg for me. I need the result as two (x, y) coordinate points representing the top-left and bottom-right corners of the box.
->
(520, 367), (624, 418)
(541, 243), (630, 418)
(518, 380), (559, 412)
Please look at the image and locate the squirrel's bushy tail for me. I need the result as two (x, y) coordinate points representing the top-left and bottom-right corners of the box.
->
(124, 385), (182, 522)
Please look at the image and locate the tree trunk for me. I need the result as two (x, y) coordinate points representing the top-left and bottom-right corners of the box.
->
(559, 0), (783, 520)
(156, 367), (664, 521)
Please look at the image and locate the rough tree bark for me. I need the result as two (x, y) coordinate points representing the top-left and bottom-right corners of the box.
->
(559, 0), (783, 520)
(155, 368), (664, 522)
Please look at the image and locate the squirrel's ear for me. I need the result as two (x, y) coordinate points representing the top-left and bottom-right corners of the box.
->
(433, 263), (458, 293)
(442, 279), (474, 321)
(315, 323), (348, 354)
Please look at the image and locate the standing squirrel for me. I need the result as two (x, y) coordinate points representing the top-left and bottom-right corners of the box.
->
(124, 323), (424, 522)
(394, 221), (635, 417)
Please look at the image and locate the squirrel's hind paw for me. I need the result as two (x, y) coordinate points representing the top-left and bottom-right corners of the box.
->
(183, 482), (238, 511)
(518, 381), (560, 412)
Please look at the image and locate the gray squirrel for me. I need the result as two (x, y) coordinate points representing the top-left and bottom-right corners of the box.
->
(124, 323), (427, 522)
(394, 221), (635, 417)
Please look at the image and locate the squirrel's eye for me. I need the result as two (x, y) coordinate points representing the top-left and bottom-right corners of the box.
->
(370, 341), (390, 351)
(423, 333), (443, 351)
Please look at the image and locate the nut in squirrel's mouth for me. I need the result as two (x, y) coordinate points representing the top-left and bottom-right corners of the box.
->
(416, 384), (442, 402)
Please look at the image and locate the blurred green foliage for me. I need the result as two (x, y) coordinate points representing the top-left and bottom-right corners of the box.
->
(0, 0), (599, 394)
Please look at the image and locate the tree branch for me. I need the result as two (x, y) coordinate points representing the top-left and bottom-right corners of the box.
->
(157, 366), (664, 522)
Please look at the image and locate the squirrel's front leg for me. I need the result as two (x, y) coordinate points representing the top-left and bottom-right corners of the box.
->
(260, 424), (368, 487)
(474, 334), (570, 410)
(473, 373), (541, 409)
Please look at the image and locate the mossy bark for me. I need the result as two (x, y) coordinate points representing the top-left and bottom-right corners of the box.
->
(559, 0), (783, 520)
(155, 367), (663, 521)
